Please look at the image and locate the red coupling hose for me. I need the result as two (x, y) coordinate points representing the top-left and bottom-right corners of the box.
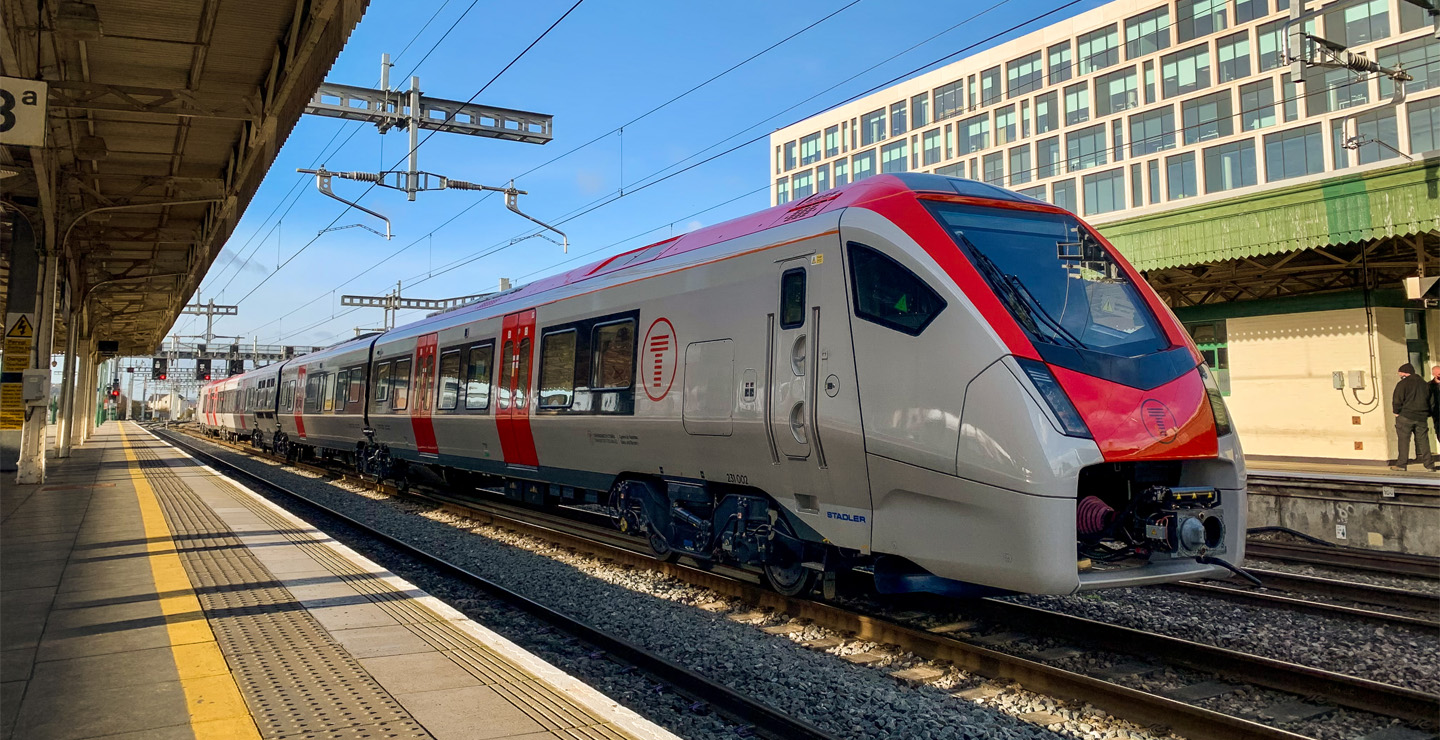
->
(1077, 495), (1115, 535)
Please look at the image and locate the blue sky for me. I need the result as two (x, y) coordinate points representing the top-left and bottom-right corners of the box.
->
(176, 0), (1108, 348)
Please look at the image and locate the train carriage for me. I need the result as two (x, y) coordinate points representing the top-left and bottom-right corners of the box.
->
(195, 173), (1247, 597)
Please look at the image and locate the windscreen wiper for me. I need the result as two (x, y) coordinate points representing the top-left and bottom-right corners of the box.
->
(957, 232), (1082, 349)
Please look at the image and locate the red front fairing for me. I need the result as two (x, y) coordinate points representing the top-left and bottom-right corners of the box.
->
(1053, 364), (1218, 461)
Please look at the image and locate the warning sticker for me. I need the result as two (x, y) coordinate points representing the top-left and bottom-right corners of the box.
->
(0, 384), (21, 430)
(3, 313), (35, 372)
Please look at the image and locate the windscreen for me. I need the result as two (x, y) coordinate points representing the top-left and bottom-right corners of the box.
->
(928, 202), (1168, 357)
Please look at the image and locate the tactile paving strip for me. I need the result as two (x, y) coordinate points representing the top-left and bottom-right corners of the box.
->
(194, 454), (627, 736)
(131, 444), (432, 740)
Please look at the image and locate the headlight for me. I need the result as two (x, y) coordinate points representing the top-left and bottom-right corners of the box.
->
(1016, 357), (1091, 438)
(1197, 364), (1233, 437)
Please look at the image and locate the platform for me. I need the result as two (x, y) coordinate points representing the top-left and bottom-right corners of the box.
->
(1247, 458), (1440, 489)
(1, 421), (678, 740)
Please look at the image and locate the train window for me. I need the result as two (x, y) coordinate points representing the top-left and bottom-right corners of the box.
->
(282, 379), (294, 411)
(305, 374), (321, 412)
(516, 339), (531, 409)
(392, 358), (412, 411)
(348, 368), (364, 404)
(328, 373), (342, 412)
(465, 344), (493, 410)
(539, 330), (577, 408)
(847, 243), (947, 336)
(591, 320), (635, 390)
(499, 342), (513, 410)
(438, 351), (461, 410)
(375, 362), (391, 403)
(780, 268), (807, 329)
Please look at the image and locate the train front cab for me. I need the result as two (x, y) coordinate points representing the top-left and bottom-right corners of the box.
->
(835, 174), (1245, 596)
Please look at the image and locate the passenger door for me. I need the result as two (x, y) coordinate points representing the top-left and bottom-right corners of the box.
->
(771, 258), (812, 459)
(410, 333), (440, 457)
(497, 310), (539, 467)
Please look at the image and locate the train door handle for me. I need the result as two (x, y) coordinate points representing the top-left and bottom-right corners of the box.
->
(788, 401), (807, 444)
(791, 335), (807, 376)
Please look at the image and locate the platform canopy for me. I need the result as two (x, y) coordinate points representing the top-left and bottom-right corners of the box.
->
(1095, 158), (1440, 308)
(1, 0), (368, 354)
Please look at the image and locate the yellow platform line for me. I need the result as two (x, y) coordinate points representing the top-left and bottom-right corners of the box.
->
(118, 422), (262, 740)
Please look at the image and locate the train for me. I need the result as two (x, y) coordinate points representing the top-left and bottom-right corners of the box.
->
(200, 173), (1248, 597)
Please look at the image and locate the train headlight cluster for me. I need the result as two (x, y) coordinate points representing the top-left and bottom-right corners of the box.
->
(1198, 364), (1233, 437)
(1016, 358), (1091, 439)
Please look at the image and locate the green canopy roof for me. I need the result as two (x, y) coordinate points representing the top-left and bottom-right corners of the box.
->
(1095, 157), (1440, 272)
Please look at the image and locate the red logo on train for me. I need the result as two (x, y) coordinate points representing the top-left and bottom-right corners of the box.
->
(642, 318), (677, 402)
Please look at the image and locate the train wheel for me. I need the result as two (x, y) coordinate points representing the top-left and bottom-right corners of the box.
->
(764, 518), (817, 596)
(646, 530), (676, 562)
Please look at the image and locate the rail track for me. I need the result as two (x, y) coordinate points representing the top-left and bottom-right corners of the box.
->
(1168, 576), (1439, 629)
(163, 425), (1440, 740)
(1245, 539), (1440, 580)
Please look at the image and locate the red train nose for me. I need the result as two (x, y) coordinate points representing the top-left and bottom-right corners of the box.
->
(1051, 365), (1219, 462)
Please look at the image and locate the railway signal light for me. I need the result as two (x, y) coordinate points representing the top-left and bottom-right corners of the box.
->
(152, 357), (168, 380)
(197, 358), (212, 381)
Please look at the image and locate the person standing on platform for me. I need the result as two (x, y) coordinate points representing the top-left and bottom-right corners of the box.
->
(1391, 363), (1434, 472)
(1430, 365), (1440, 448)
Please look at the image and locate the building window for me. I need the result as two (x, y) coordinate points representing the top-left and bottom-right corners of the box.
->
(1048, 41), (1072, 85)
(816, 163), (830, 192)
(982, 152), (1004, 185)
(800, 133), (820, 166)
(1332, 118), (1351, 170)
(1143, 60), (1157, 103)
(1177, 0), (1227, 43)
(1130, 106), (1175, 156)
(1403, 0), (1434, 31)
(1323, 0), (1389, 48)
(793, 169), (814, 199)
(890, 101), (908, 137)
(1264, 124), (1324, 181)
(833, 159), (850, 187)
(1379, 38), (1440, 99)
(980, 66), (1002, 106)
(1008, 145), (1032, 185)
(1257, 19), (1286, 72)
(1409, 96), (1440, 154)
(1308, 67), (1369, 117)
(1082, 168), (1126, 215)
(1036, 135), (1060, 178)
(1096, 67), (1140, 116)
(995, 105), (1017, 145)
(936, 162), (965, 178)
(912, 93), (930, 128)
(1078, 25), (1120, 75)
(774, 146), (782, 175)
(539, 330), (577, 409)
(1067, 124), (1107, 172)
(1355, 108), (1401, 165)
(783, 141), (796, 171)
(960, 114), (989, 154)
(1182, 91), (1234, 145)
(1035, 91), (1059, 134)
(852, 149), (876, 180)
(881, 141), (908, 173)
(1021, 99), (1031, 138)
(1007, 51), (1044, 98)
(968, 74), (978, 108)
(1125, 7), (1170, 60)
(923, 129), (943, 165)
(1216, 32), (1250, 83)
(861, 109), (885, 146)
(1130, 163), (1144, 207)
(1162, 45), (1210, 98)
(1052, 178), (1077, 212)
(1239, 80), (1276, 131)
(775, 178), (789, 205)
(1064, 82), (1090, 125)
(1203, 139), (1258, 193)
(1235, 0), (1267, 24)
(1185, 321), (1230, 395)
(824, 125), (840, 158)
(1166, 152), (1198, 199)
(1016, 185), (1047, 200)
(934, 80), (963, 121)
(1147, 159), (1161, 203)
(1112, 119), (1125, 162)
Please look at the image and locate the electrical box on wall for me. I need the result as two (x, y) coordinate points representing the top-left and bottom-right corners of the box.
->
(1348, 371), (1366, 390)
(1332, 371), (1346, 390)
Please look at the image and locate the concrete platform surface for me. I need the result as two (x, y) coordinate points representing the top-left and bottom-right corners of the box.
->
(1, 421), (679, 740)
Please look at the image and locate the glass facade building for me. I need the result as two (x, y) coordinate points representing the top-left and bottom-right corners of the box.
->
(770, 0), (1440, 218)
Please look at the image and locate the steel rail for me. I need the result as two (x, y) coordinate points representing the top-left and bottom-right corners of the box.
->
(1246, 540), (1440, 579)
(1167, 581), (1439, 629)
(154, 428), (843, 740)
(163, 426), (1437, 740)
(1238, 568), (1440, 612)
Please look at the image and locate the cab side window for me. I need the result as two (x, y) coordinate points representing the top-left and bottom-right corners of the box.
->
(780, 268), (806, 329)
(847, 242), (947, 336)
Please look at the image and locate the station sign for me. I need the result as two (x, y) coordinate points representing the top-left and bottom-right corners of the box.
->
(0, 76), (48, 148)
